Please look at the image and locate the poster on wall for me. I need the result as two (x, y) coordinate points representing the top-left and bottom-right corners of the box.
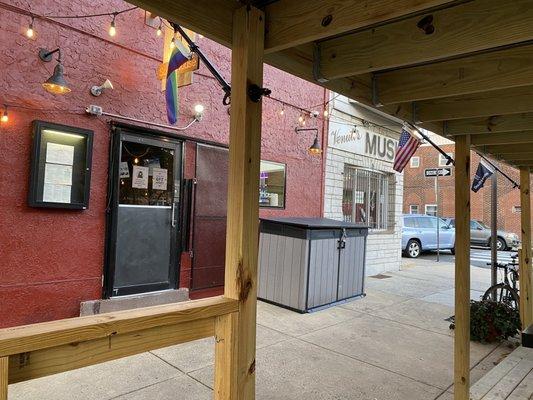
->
(132, 166), (149, 189)
(119, 162), (130, 178)
(152, 168), (168, 190)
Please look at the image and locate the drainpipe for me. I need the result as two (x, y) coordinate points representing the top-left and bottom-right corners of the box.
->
(320, 87), (329, 217)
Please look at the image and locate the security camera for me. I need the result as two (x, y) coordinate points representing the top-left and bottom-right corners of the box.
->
(90, 79), (114, 96)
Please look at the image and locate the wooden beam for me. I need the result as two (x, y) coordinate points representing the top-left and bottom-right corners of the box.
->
(474, 143), (533, 155)
(492, 153), (533, 161)
(376, 44), (533, 104)
(514, 161), (533, 167)
(223, 6), (265, 400)
(8, 318), (214, 384)
(127, 0), (235, 47)
(263, 0), (457, 54)
(470, 131), (533, 146)
(520, 167), (532, 329)
(319, 0), (533, 79)
(0, 296), (238, 357)
(454, 134), (471, 400)
(214, 312), (238, 399)
(412, 86), (533, 122)
(446, 113), (533, 135)
(0, 357), (7, 400)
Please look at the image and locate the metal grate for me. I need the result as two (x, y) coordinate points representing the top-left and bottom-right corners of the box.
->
(342, 166), (392, 230)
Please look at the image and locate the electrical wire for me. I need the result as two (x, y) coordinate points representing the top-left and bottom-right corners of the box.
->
(39, 6), (138, 20)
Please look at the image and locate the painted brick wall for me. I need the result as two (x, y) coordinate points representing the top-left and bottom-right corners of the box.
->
(0, 0), (326, 327)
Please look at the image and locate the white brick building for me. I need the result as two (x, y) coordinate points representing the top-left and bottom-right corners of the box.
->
(324, 96), (404, 276)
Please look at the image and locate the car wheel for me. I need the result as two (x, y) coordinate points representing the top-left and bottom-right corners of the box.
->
(495, 237), (507, 251)
(406, 240), (421, 258)
(450, 246), (455, 255)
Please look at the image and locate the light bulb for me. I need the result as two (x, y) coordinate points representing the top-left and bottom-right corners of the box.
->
(170, 37), (175, 49)
(323, 109), (329, 117)
(194, 104), (205, 114)
(1, 108), (8, 123)
(298, 115), (304, 123)
(26, 18), (34, 38)
(156, 27), (162, 37)
(134, 157), (139, 164)
(280, 109), (285, 116)
(109, 18), (116, 37)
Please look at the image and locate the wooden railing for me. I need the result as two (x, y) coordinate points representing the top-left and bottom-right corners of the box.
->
(0, 296), (239, 399)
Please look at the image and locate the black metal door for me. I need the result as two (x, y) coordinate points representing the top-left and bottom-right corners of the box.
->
(106, 130), (182, 297)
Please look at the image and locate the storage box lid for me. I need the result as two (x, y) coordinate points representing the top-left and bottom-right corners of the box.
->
(260, 217), (369, 230)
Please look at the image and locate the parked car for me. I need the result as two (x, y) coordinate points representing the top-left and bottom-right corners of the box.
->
(402, 214), (455, 258)
(442, 218), (520, 251)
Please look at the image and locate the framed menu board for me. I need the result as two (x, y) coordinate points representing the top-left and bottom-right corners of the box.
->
(28, 120), (93, 209)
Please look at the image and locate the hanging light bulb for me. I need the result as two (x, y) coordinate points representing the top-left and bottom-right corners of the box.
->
(280, 107), (285, 116)
(26, 16), (35, 38)
(298, 115), (304, 124)
(109, 14), (117, 37)
(156, 18), (163, 37)
(170, 36), (176, 49)
(134, 157), (139, 164)
(1, 105), (8, 123)
(323, 108), (329, 118)
(308, 134), (322, 156)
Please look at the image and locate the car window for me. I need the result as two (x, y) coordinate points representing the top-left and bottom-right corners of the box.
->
(416, 217), (437, 228)
(404, 217), (417, 228)
(470, 220), (479, 229)
(448, 219), (455, 227)
(478, 221), (489, 229)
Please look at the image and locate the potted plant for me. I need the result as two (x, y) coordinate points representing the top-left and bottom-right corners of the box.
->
(469, 300), (521, 343)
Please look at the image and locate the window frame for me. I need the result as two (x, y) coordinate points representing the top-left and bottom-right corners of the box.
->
(439, 152), (454, 167)
(409, 204), (419, 214)
(425, 204), (438, 216)
(410, 156), (420, 168)
(259, 159), (287, 209)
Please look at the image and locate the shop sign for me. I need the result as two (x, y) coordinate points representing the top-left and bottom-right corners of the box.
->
(328, 120), (398, 162)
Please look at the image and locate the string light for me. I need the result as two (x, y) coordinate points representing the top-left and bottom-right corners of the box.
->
(134, 157), (139, 164)
(109, 14), (117, 37)
(170, 36), (176, 49)
(323, 108), (329, 118)
(279, 107), (285, 116)
(1, 105), (8, 123)
(26, 16), (34, 38)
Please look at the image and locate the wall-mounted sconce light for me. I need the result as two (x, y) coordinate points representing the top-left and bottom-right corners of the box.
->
(194, 104), (205, 121)
(295, 127), (322, 156)
(90, 79), (114, 96)
(39, 48), (71, 95)
(1, 105), (8, 123)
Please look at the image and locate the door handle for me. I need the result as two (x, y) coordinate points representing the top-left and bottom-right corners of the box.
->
(171, 202), (176, 228)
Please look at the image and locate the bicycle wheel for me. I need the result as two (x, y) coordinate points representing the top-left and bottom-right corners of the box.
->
(482, 283), (520, 310)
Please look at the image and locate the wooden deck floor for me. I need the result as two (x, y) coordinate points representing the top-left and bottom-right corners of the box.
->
(471, 346), (533, 399)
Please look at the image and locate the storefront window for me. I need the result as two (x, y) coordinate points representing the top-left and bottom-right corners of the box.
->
(260, 160), (286, 208)
(342, 166), (391, 229)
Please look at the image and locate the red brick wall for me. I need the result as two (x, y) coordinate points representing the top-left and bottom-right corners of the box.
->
(403, 144), (532, 237)
(0, 0), (326, 327)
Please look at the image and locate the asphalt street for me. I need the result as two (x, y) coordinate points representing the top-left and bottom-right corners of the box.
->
(414, 246), (518, 269)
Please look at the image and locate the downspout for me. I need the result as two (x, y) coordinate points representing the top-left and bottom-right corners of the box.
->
(320, 87), (329, 217)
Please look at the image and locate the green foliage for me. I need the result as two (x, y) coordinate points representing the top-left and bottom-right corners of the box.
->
(470, 300), (521, 343)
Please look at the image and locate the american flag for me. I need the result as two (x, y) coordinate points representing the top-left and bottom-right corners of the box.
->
(393, 127), (421, 173)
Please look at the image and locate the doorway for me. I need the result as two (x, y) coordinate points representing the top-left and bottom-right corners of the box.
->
(105, 128), (182, 297)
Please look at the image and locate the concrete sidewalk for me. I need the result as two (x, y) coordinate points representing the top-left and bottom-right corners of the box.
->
(11, 259), (517, 400)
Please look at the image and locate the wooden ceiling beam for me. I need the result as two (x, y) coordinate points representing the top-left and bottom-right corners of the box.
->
(318, 0), (533, 80)
(474, 143), (533, 154)
(406, 86), (533, 122)
(470, 131), (533, 146)
(263, 0), (458, 54)
(375, 44), (533, 105)
(491, 152), (533, 161)
(446, 113), (533, 135)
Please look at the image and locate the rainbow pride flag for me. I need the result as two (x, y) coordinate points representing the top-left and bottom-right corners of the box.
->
(166, 42), (191, 124)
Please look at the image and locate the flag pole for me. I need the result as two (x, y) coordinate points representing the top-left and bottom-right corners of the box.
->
(404, 121), (455, 166)
(475, 153), (520, 189)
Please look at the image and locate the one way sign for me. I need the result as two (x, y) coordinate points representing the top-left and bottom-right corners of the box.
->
(425, 167), (452, 177)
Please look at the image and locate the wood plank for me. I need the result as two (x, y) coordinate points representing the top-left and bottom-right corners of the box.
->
(0, 357), (7, 400)
(223, 6), (265, 400)
(454, 134), (471, 400)
(470, 131), (533, 146)
(8, 317), (214, 384)
(319, 0), (533, 79)
(0, 296), (238, 357)
(127, 0), (235, 47)
(376, 44), (533, 104)
(507, 369), (533, 399)
(492, 153), (533, 161)
(446, 113), (533, 135)
(263, 0), (457, 53)
(470, 356), (522, 400)
(474, 143), (533, 155)
(513, 161), (533, 167)
(413, 86), (533, 122)
(214, 312), (238, 399)
(482, 359), (533, 399)
(520, 168), (532, 330)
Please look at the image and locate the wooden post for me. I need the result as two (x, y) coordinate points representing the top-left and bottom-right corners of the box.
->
(454, 135), (471, 400)
(218, 5), (265, 400)
(214, 312), (238, 399)
(0, 357), (7, 400)
(519, 167), (532, 329)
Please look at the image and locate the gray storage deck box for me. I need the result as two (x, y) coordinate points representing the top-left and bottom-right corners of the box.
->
(258, 217), (368, 312)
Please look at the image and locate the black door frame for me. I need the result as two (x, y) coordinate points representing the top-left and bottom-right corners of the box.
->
(103, 124), (184, 298)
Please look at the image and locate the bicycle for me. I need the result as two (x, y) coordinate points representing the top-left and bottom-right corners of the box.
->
(482, 252), (520, 311)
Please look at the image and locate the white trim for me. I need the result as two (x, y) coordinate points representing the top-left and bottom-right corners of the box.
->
(409, 204), (419, 214)
(425, 204), (438, 216)
(410, 156), (420, 168)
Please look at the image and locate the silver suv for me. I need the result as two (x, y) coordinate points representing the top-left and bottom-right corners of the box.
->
(443, 218), (520, 251)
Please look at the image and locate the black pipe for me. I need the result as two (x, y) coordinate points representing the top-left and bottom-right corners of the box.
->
(173, 23), (232, 105)
(405, 121), (455, 166)
(476, 153), (520, 189)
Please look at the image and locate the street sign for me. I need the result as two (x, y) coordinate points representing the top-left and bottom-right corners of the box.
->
(425, 167), (452, 177)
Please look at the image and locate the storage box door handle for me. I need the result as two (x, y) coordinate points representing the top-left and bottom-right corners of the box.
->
(338, 228), (347, 250)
